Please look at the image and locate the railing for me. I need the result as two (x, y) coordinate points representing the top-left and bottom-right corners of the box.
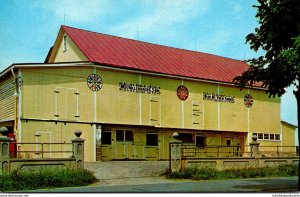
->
(11, 142), (73, 159)
(256, 145), (299, 157)
(181, 144), (299, 159)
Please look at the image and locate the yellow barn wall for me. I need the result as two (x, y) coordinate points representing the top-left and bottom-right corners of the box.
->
(281, 122), (296, 153)
(95, 68), (140, 124)
(218, 85), (248, 132)
(20, 66), (281, 134)
(249, 89), (280, 133)
(21, 67), (94, 122)
(20, 120), (95, 162)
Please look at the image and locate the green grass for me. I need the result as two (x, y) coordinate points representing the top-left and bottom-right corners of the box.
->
(0, 168), (98, 191)
(165, 165), (298, 180)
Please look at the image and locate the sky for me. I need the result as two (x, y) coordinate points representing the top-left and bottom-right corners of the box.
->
(0, 0), (297, 142)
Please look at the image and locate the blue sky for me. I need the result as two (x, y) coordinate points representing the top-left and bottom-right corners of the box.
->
(0, 0), (297, 140)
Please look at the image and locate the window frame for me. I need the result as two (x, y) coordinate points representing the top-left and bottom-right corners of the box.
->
(253, 132), (281, 141)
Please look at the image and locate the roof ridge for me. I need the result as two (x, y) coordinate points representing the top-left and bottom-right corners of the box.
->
(61, 25), (244, 63)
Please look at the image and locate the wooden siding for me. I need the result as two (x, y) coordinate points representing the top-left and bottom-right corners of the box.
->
(0, 74), (16, 121)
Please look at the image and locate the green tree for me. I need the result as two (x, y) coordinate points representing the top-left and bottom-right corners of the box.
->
(233, 0), (300, 188)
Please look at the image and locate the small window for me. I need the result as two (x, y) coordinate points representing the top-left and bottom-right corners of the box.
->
(258, 133), (263, 140)
(63, 34), (67, 51)
(264, 133), (269, 140)
(146, 133), (158, 146)
(125, 130), (133, 142)
(179, 133), (194, 143)
(270, 134), (275, 140)
(116, 130), (124, 141)
(196, 136), (206, 147)
(101, 131), (111, 145)
(275, 134), (280, 141)
(226, 140), (231, 146)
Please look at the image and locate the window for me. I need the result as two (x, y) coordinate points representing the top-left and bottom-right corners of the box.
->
(178, 133), (194, 143)
(264, 134), (269, 140)
(116, 129), (133, 142)
(101, 131), (111, 145)
(63, 34), (67, 51)
(226, 140), (231, 146)
(125, 130), (133, 142)
(116, 130), (124, 141)
(146, 133), (158, 146)
(253, 132), (281, 141)
(196, 136), (206, 147)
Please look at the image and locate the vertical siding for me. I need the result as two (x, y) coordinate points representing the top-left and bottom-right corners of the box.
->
(0, 74), (16, 121)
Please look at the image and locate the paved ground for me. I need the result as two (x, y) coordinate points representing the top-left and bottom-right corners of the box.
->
(84, 161), (173, 186)
(16, 161), (299, 193)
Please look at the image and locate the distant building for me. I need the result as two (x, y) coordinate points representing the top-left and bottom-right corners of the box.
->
(0, 26), (296, 162)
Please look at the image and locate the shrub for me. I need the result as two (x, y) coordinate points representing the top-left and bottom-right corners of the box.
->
(165, 165), (298, 180)
(0, 168), (98, 192)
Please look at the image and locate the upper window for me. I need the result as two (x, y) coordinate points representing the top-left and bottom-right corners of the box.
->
(116, 129), (133, 142)
(146, 133), (158, 146)
(63, 34), (67, 51)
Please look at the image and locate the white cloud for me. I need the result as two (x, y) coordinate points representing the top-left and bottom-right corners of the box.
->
(196, 30), (233, 55)
(109, 0), (211, 40)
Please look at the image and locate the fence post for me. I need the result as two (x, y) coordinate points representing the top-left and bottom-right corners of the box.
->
(169, 132), (182, 173)
(249, 135), (260, 158)
(71, 130), (85, 170)
(0, 127), (11, 175)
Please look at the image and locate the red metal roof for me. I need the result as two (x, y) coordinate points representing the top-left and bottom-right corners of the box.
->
(62, 25), (248, 83)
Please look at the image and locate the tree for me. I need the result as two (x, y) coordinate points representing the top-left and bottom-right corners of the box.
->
(233, 0), (300, 188)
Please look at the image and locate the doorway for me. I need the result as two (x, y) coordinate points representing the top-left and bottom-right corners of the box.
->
(114, 129), (134, 159)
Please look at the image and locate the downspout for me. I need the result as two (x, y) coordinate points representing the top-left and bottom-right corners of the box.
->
(11, 67), (22, 143)
(10, 66), (18, 134)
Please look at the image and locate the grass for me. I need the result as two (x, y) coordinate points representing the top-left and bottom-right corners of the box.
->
(0, 168), (98, 191)
(164, 165), (298, 180)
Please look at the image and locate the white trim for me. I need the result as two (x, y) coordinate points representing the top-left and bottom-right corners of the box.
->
(93, 67), (97, 122)
(93, 124), (97, 161)
(202, 102), (205, 129)
(181, 80), (184, 128)
(17, 71), (22, 143)
(217, 84), (220, 130)
(139, 73), (142, 125)
(247, 88), (250, 152)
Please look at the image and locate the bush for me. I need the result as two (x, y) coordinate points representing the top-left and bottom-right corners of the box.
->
(0, 168), (98, 191)
(165, 165), (298, 181)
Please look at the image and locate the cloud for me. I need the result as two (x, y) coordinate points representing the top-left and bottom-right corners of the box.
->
(109, 0), (211, 40)
(196, 30), (233, 55)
